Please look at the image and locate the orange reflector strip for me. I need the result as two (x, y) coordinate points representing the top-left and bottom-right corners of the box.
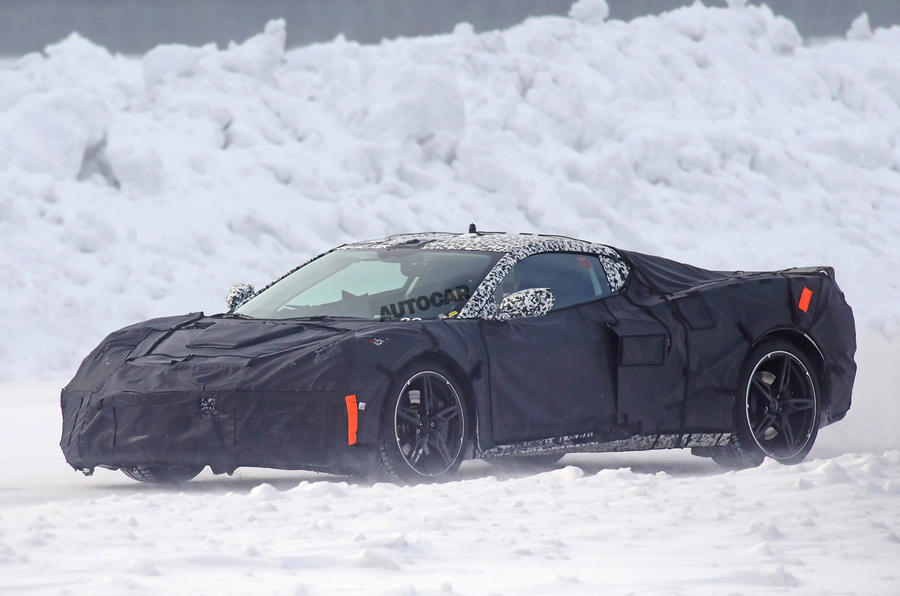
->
(798, 287), (813, 313)
(345, 394), (358, 445)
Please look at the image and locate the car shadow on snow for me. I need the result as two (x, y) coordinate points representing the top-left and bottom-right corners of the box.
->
(95, 451), (725, 494)
(455, 452), (724, 482)
(95, 468), (346, 495)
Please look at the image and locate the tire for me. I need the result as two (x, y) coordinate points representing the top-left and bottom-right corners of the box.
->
(374, 366), (470, 483)
(711, 339), (820, 470)
(121, 464), (204, 484)
(483, 453), (564, 469)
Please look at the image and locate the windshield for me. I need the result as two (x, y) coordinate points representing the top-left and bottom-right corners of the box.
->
(235, 248), (501, 321)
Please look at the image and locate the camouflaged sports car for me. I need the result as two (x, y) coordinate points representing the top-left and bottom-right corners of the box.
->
(60, 228), (856, 483)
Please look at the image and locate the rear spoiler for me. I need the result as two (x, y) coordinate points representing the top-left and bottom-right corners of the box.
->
(781, 266), (835, 281)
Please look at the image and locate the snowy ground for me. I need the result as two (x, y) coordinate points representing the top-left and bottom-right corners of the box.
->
(0, 337), (898, 594)
(3, 0), (900, 593)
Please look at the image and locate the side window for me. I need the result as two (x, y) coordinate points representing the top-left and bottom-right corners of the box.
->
(494, 253), (612, 311)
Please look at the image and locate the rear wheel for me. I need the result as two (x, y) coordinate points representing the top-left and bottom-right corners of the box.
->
(711, 339), (820, 470)
(375, 367), (469, 483)
(121, 464), (204, 484)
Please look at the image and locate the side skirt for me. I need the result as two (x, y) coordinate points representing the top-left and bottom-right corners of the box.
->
(479, 432), (733, 458)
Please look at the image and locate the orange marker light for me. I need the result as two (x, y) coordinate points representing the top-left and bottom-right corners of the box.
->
(798, 287), (813, 313)
(344, 394), (358, 445)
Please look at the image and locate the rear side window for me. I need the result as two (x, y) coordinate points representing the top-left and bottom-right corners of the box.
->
(494, 252), (612, 311)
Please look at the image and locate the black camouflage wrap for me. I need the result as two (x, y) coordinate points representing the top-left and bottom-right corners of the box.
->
(60, 232), (856, 475)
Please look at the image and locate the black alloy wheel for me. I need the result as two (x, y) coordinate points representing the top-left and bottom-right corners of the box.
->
(376, 368), (468, 481)
(710, 339), (820, 469)
(744, 349), (818, 462)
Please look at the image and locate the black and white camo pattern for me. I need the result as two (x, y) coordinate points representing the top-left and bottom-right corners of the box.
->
(341, 233), (457, 250)
(423, 232), (630, 291)
(480, 432), (734, 458)
(341, 232), (629, 320)
(420, 232), (579, 253)
(341, 233), (630, 288)
(454, 236), (630, 319)
(497, 287), (555, 320)
(250, 232), (630, 320)
(225, 282), (256, 311)
(199, 396), (220, 418)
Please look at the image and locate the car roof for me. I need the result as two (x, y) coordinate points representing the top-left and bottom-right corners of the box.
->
(342, 231), (610, 255)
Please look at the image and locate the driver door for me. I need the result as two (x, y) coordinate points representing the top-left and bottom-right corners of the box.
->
(482, 252), (619, 444)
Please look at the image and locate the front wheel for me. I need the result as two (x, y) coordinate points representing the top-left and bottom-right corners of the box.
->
(374, 366), (469, 483)
(711, 339), (821, 470)
(121, 464), (204, 484)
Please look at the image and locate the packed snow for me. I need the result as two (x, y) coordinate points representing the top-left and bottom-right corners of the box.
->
(2, 0), (900, 593)
(2, 1), (900, 381)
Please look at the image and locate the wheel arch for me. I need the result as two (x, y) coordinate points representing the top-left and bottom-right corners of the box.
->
(389, 350), (481, 458)
(750, 327), (830, 410)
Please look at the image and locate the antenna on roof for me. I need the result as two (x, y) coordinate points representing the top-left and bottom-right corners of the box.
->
(468, 223), (477, 234)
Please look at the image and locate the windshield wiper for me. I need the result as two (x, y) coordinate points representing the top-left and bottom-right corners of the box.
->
(290, 315), (368, 322)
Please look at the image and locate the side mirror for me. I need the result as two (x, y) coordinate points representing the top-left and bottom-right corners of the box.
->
(226, 283), (255, 311)
(498, 287), (555, 319)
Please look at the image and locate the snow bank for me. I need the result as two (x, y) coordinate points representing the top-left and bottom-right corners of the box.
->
(1, 4), (900, 380)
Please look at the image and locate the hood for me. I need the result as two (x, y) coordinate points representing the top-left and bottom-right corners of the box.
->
(65, 313), (385, 395)
(128, 316), (356, 363)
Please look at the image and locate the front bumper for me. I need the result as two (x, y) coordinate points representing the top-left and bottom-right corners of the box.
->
(61, 387), (367, 475)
